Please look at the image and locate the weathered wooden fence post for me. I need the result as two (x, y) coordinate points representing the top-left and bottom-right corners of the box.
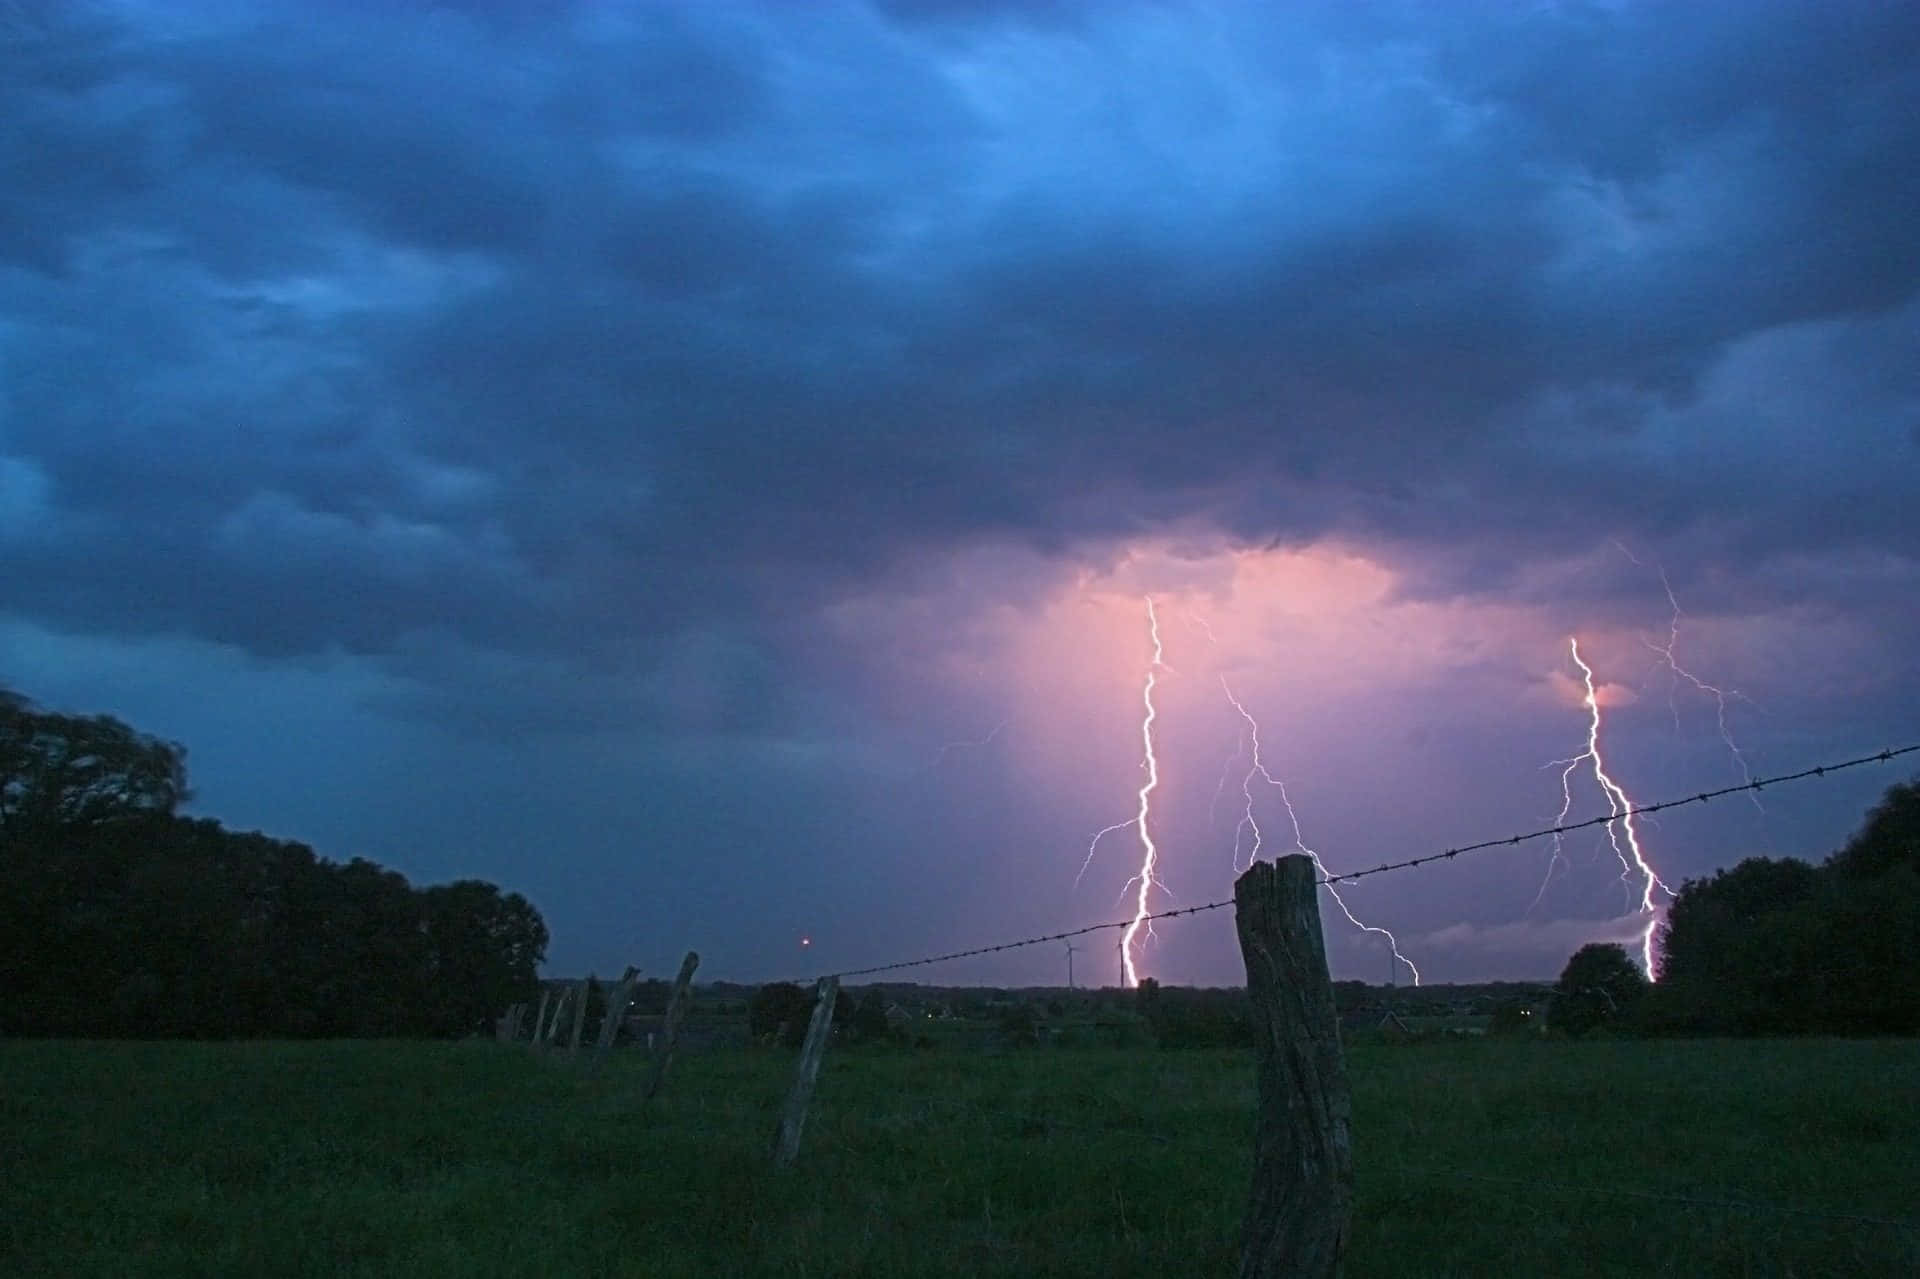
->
(596, 966), (640, 1051)
(770, 975), (839, 1168)
(496, 1002), (526, 1042)
(644, 951), (701, 1100)
(567, 977), (590, 1055)
(1235, 854), (1353, 1279)
(544, 985), (571, 1045)
(530, 988), (553, 1049)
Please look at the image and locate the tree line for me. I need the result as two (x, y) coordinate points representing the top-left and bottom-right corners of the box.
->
(1, 688), (547, 1038)
(1554, 778), (1920, 1037)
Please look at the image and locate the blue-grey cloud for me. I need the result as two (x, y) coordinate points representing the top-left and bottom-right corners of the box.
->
(4, 1), (1918, 981)
(6, 2), (1916, 705)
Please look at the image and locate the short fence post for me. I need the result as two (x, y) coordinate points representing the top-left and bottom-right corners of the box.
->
(530, 988), (553, 1049)
(596, 966), (640, 1051)
(544, 986), (571, 1045)
(1235, 854), (1352, 1279)
(496, 1002), (526, 1043)
(644, 951), (701, 1100)
(567, 977), (590, 1055)
(770, 975), (839, 1168)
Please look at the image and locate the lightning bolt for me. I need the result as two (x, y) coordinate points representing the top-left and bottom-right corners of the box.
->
(1614, 541), (1762, 813)
(1115, 598), (1167, 988)
(1550, 637), (1674, 978)
(1645, 569), (1764, 815)
(928, 718), (1010, 769)
(1221, 677), (1421, 985)
(1074, 597), (1170, 985)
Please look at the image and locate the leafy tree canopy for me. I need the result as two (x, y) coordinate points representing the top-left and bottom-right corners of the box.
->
(1552, 942), (1648, 1037)
(1, 688), (188, 833)
(0, 686), (546, 1039)
(1826, 778), (1920, 880)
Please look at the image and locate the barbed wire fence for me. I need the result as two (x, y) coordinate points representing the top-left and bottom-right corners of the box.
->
(750, 740), (1920, 1267)
(568, 740), (1918, 1270)
(799, 743), (1919, 984)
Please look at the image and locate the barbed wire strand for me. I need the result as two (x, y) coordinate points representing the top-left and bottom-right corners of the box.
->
(1323, 743), (1918, 885)
(807, 742), (1917, 983)
(1390, 1164), (1918, 1233)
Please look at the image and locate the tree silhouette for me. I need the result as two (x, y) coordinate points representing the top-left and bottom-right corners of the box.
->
(1826, 778), (1920, 881)
(1551, 942), (1647, 1037)
(0, 685), (548, 1040)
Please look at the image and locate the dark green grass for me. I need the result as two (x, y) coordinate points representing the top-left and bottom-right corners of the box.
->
(2, 1036), (1915, 1277)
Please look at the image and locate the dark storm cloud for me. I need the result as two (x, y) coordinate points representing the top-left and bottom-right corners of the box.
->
(4, 0), (1918, 728)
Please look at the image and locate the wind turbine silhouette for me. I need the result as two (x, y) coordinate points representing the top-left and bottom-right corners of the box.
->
(1063, 939), (1081, 990)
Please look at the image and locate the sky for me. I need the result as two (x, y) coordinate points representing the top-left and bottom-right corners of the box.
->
(4, 0), (1918, 989)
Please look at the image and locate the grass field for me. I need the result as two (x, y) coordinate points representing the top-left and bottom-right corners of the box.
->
(3, 1035), (1916, 1277)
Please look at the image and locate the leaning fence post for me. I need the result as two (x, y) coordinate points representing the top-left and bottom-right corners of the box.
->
(544, 986), (572, 1045)
(596, 966), (640, 1051)
(496, 1002), (526, 1043)
(771, 975), (839, 1168)
(530, 988), (553, 1048)
(567, 977), (591, 1054)
(644, 951), (701, 1100)
(1235, 854), (1352, 1279)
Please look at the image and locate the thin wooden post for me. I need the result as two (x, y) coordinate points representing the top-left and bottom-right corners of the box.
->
(644, 951), (701, 1100)
(770, 975), (838, 1168)
(496, 1002), (527, 1042)
(567, 978), (590, 1054)
(544, 986), (571, 1045)
(1235, 854), (1352, 1279)
(596, 966), (640, 1051)
(530, 988), (553, 1048)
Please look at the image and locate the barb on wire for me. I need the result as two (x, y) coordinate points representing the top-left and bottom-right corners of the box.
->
(1320, 743), (1919, 885)
(797, 742), (1917, 983)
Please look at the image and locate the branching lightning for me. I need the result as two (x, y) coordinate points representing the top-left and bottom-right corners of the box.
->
(1616, 541), (1763, 813)
(1115, 598), (1167, 987)
(1221, 677), (1422, 985)
(1646, 569), (1764, 816)
(929, 718), (1010, 769)
(1549, 637), (1674, 978)
(1076, 597), (1171, 986)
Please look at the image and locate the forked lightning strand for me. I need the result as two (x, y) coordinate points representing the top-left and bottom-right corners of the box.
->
(1647, 569), (1763, 814)
(928, 718), (1010, 769)
(1551, 637), (1674, 977)
(1616, 542), (1763, 814)
(1222, 677), (1421, 985)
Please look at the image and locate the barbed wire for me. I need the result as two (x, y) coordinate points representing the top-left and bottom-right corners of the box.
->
(1390, 1164), (1918, 1233)
(804, 742), (1917, 983)
(1323, 743), (1919, 884)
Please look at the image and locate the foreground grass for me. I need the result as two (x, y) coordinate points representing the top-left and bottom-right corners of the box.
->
(2, 1036), (1915, 1277)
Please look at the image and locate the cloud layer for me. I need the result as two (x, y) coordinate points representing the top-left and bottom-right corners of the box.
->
(4, 1), (1917, 981)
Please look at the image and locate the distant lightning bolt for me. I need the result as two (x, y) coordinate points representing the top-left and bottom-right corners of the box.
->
(1184, 609), (1219, 645)
(928, 718), (1010, 769)
(1551, 637), (1674, 978)
(1221, 677), (1421, 986)
(1073, 597), (1171, 982)
(1614, 542), (1763, 813)
(1208, 729), (1246, 835)
(1646, 569), (1764, 815)
(1115, 598), (1167, 987)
